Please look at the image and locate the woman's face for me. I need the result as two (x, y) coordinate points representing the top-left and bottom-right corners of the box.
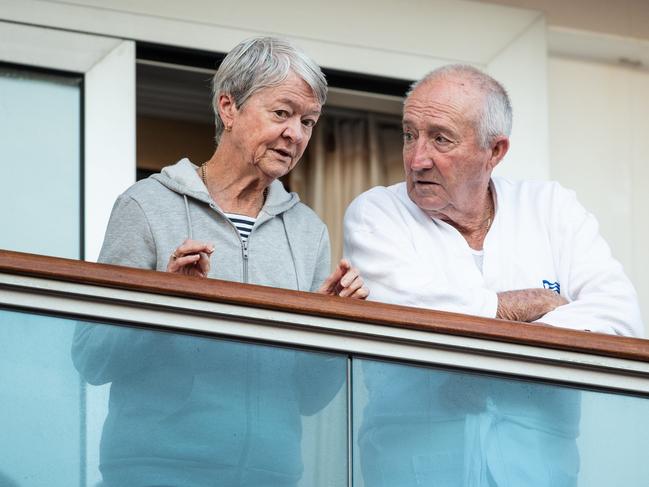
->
(224, 71), (322, 181)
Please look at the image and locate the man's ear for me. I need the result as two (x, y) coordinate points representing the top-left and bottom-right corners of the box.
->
(217, 93), (237, 129)
(487, 136), (510, 171)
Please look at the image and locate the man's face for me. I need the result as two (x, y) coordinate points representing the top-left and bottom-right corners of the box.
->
(227, 71), (321, 181)
(402, 78), (495, 220)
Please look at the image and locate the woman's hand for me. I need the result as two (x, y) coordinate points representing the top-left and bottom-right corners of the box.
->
(317, 259), (369, 299)
(166, 240), (215, 278)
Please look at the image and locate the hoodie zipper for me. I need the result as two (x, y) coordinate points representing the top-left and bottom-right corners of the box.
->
(242, 239), (249, 284)
(208, 202), (251, 284)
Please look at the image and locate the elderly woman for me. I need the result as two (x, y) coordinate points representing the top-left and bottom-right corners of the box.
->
(99, 37), (367, 297)
(73, 37), (364, 487)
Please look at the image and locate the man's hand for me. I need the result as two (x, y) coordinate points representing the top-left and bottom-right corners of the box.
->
(317, 259), (369, 299)
(497, 288), (568, 322)
(166, 239), (214, 278)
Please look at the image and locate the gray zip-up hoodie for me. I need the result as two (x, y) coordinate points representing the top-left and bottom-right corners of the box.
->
(99, 158), (331, 291)
(73, 159), (344, 486)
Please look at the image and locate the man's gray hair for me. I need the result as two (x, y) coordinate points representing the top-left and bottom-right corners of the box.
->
(212, 36), (327, 143)
(407, 65), (512, 148)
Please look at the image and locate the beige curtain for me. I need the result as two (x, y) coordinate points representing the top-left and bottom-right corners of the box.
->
(290, 108), (403, 266)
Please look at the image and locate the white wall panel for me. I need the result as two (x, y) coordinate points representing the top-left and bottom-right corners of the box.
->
(84, 40), (136, 261)
(630, 67), (649, 336)
(548, 56), (649, 334)
(488, 16), (550, 180)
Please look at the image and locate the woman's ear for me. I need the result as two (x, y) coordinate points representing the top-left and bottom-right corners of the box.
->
(217, 93), (237, 129)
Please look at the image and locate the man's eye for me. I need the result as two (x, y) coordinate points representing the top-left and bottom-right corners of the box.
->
(435, 135), (451, 144)
(274, 110), (289, 118)
(403, 131), (414, 142)
(302, 118), (316, 128)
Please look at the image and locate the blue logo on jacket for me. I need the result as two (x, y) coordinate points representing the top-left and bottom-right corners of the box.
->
(543, 280), (560, 294)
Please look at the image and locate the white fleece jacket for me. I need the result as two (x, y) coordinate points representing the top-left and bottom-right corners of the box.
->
(344, 178), (643, 337)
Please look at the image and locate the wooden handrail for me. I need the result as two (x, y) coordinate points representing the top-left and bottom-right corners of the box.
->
(0, 249), (647, 362)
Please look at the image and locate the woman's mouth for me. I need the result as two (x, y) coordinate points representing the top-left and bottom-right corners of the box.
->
(271, 148), (293, 159)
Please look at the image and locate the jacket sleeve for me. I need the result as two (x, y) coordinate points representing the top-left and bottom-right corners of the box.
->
(537, 186), (644, 337)
(72, 193), (167, 384)
(343, 189), (498, 317)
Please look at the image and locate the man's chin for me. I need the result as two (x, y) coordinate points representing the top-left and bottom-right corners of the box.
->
(409, 195), (446, 214)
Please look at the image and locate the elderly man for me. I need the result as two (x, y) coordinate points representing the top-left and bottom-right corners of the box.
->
(344, 65), (643, 487)
(344, 64), (642, 335)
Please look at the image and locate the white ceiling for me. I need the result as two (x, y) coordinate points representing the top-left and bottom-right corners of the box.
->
(3, 0), (542, 78)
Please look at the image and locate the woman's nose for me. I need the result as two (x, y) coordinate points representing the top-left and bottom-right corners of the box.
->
(282, 118), (303, 144)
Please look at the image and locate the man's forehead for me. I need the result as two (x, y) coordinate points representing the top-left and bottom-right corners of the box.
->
(403, 78), (481, 125)
(409, 77), (478, 104)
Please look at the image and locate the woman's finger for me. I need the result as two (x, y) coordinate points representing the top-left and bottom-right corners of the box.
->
(350, 285), (369, 300)
(167, 240), (214, 274)
(175, 240), (215, 258)
(339, 266), (359, 289)
(167, 254), (200, 273)
(339, 274), (362, 297)
(317, 260), (349, 295)
(197, 251), (211, 276)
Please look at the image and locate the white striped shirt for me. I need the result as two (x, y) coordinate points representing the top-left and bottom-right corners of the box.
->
(225, 213), (256, 242)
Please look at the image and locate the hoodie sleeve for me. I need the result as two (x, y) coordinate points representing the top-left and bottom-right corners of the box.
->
(72, 321), (176, 385)
(295, 352), (346, 416)
(98, 193), (157, 269)
(73, 193), (163, 384)
(311, 226), (332, 292)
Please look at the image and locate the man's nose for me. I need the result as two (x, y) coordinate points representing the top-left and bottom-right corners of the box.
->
(408, 139), (434, 170)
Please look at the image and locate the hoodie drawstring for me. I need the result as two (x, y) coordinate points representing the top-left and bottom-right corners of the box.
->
(183, 195), (193, 239)
(280, 214), (300, 291)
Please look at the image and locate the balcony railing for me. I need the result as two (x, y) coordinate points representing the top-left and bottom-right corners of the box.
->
(1, 249), (648, 487)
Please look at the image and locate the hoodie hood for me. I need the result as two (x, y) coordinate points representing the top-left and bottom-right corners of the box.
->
(152, 158), (300, 216)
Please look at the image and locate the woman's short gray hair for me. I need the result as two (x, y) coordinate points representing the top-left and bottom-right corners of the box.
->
(212, 36), (327, 143)
(407, 65), (512, 148)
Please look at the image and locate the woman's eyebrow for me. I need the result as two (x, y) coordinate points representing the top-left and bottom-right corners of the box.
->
(275, 97), (321, 116)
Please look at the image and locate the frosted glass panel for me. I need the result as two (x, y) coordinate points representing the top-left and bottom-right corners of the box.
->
(0, 308), (347, 487)
(0, 309), (81, 487)
(0, 67), (81, 258)
(353, 358), (649, 487)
